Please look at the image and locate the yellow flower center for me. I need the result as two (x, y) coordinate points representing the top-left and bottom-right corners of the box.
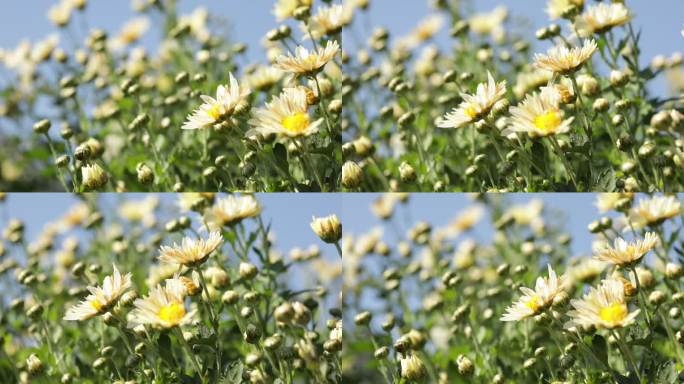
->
(464, 104), (478, 119)
(90, 299), (104, 312)
(599, 302), (627, 325)
(282, 112), (310, 134)
(534, 111), (562, 132)
(158, 302), (186, 325)
(207, 104), (223, 120)
(524, 295), (541, 312)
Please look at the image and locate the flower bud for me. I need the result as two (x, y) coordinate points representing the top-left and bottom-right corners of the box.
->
(239, 262), (258, 280)
(310, 214), (342, 244)
(457, 354), (474, 376)
(26, 353), (43, 376)
(342, 161), (363, 189)
(33, 119), (51, 134)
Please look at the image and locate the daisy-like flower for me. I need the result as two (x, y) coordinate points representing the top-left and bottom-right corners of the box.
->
(507, 86), (574, 137)
(469, 6), (508, 43)
(546, 0), (584, 20)
(205, 195), (262, 227)
(304, 4), (350, 39)
(575, 2), (631, 37)
(628, 195), (683, 228)
(501, 265), (563, 321)
(128, 278), (196, 329)
(64, 265), (132, 321)
(566, 279), (639, 329)
(595, 193), (633, 212)
(110, 17), (150, 50)
(247, 87), (323, 138)
(436, 72), (507, 129)
(273, 0), (312, 21)
(274, 40), (340, 77)
(158, 231), (223, 267)
(594, 232), (658, 267)
(534, 39), (597, 75)
(245, 66), (283, 91)
(181, 73), (250, 130)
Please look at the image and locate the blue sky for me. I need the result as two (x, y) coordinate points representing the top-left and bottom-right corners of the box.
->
(0, 193), (341, 257)
(0, 0), (288, 64)
(341, 193), (635, 258)
(350, 0), (684, 96)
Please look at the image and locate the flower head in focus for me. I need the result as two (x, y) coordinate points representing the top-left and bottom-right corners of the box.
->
(436, 72), (506, 129)
(575, 2), (631, 36)
(182, 73), (250, 130)
(508, 86), (574, 137)
(534, 40), (597, 75)
(501, 265), (563, 321)
(158, 231), (223, 267)
(594, 232), (658, 268)
(566, 279), (639, 329)
(64, 264), (132, 321)
(129, 278), (196, 329)
(247, 87), (323, 138)
(275, 40), (339, 77)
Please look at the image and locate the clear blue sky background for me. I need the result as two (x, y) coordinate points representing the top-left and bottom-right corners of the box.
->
(350, 0), (684, 97)
(0, 0), (291, 64)
(0, 193), (341, 255)
(341, 193), (662, 258)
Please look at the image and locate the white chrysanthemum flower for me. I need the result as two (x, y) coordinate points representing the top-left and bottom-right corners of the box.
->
(247, 87), (323, 138)
(205, 195), (262, 227)
(501, 265), (563, 321)
(273, 0), (312, 21)
(64, 265), (132, 321)
(546, 0), (584, 20)
(513, 68), (553, 98)
(436, 72), (507, 129)
(48, 1), (73, 27)
(110, 17), (149, 50)
(628, 195), (683, 228)
(507, 86), (574, 137)
(469, 6), (508, 42)
(594, 232), (658, 267)
(534, 40), (597, 75)
(245, 66), (283, 91)
(128, 278), (196, 329)
(595, 193), (633, 212)
(158, 231), (223, 267)
(304, 4), (350, 39)
(575, 2), (631, 37)
(275, 40), (339, 76)
(181, 73), (250, 130)
(566, 279), (639, 329)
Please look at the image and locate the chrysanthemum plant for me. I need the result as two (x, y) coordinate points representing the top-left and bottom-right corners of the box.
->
(342, 0), (684, 192)
(0, 193), (342, 383)
(344, 193), (684, 383)
(0, 0), (341, 192)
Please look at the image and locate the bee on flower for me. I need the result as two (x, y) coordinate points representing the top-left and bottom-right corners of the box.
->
(64, 264), (132, 321)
